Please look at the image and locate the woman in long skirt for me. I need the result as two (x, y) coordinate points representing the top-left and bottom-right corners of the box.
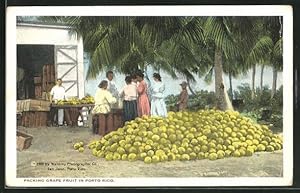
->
(150, 73), (167, 117)
(119, 76), (138, 122)
(91, 80), (117, 135)
(136, 71), (150, 117)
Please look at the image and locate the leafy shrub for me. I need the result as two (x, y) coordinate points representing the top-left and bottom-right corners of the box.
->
(165, 84), (283, 132)
(234, 84), (283, 132)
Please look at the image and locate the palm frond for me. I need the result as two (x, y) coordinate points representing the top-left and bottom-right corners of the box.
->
(245, 36), (273, 66)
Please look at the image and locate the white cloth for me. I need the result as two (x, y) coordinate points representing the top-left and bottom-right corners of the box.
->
(92, 88), (117, 114)
(119, 83), (138, 101)
(105, 78), (119, 98)
(50, 85), (66, 100)
(151, 81), (165, 98)
(50, 85), (66, 125)
(57, 109), (64, 125)
(150, 81), (167, 117)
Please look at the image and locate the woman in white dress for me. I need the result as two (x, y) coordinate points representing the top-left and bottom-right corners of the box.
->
(150, 73), (167, 117)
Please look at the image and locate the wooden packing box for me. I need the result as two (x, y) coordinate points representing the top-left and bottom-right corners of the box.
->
(17, 130), (33, 151)
(43, 64), (55, 83)
(17, 99), (51, 112)
(33, 76), (42, 84)
(21, 111), (49, 127)
(42, 92), (50, 101)
(17, 113), (22, 126)
(113, 109), (123, 130)
(35, 85), (42, 99)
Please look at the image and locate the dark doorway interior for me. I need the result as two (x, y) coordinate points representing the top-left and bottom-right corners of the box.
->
(17, 44), (54, 100)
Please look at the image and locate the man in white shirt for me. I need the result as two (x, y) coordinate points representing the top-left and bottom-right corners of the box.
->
(105, 71), (119, 108)
(50, 78), (66, 126)
(105, 71), (118, 97)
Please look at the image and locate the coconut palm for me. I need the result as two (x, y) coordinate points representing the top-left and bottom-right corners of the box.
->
(61, 16), (206, 78)
(266, 16), (283, 99)
(247, 16), (283, 98)
(203, 17), (254, 110)
(247, 35), (274, 99)
(37, 16), (279, 110)
(223, 57), (248, 100)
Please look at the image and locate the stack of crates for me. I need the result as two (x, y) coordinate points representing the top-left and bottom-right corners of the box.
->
(17, 99), (50, 127)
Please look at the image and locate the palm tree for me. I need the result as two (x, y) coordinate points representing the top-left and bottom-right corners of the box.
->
(240, 18), (274, 99)
(204, 17), (255, 110)
(261, 16), (283, 98)
(37, 16), (278, 110)
(271, 38), (283, 98)
(248, 17), (283, 98)
(260, 64), (265, 93)
(223, 59), (248, 100)
(63, 16), (206, 79)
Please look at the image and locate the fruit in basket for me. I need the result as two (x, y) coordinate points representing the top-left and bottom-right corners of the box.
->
(85, 109), (283, 163)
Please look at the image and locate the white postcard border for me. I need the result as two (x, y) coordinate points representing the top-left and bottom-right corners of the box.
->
(6, 5), (294, 187)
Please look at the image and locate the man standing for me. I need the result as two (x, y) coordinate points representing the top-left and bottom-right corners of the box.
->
(177, 81), (189, 111)
(105, 71), (118, 97)
(105, 71), (119, 108)
(50, 78), (66, 126)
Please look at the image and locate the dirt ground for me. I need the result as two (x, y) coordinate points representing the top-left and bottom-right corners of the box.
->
(17, 126), (283, 178)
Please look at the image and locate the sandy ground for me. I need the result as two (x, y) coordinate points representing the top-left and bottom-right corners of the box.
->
(17, 126), (283, 178)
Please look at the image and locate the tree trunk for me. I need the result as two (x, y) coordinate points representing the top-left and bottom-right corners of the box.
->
(260, 64), (265, 94)
(229, 71), (233, 100)
(214, 47), (233, 111)
(271, 67), (278, 99)
(187, 79), (196, 96)
(251, 64), (256, 99)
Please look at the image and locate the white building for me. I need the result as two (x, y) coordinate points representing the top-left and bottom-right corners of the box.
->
(16, 21), (85, 98)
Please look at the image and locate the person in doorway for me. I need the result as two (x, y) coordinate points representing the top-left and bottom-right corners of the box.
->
(119, 76), (138, 123)
(177, 81), (189, 111)
(150, 73), (167, 117)
(91, 80), (117, 135)
(50, 78), (66, 126)
(136, 71), (150, 117)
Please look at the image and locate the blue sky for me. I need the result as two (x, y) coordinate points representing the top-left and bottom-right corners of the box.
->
(83, 53), (283, 97)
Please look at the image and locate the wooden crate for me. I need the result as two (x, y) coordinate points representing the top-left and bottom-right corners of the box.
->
(21, 111), (49, 127)
(42, 64), (55, 92)
(50, 64), (55, 82)
(35, 85), (42, 99)
(17, 130), (33, 151)
(17, 113), (22, 126)
(42, 64), (55, 83)
(113, 109), (123, 130)
(34, 76), (42, 84)
(42, 92), (50, 101)
(17, 99), (50, 112)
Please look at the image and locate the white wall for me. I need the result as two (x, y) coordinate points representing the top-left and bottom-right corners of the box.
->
(17, 23), (85, 98)
(77, 36), (84, 98)
(17, 24), (78, 45)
